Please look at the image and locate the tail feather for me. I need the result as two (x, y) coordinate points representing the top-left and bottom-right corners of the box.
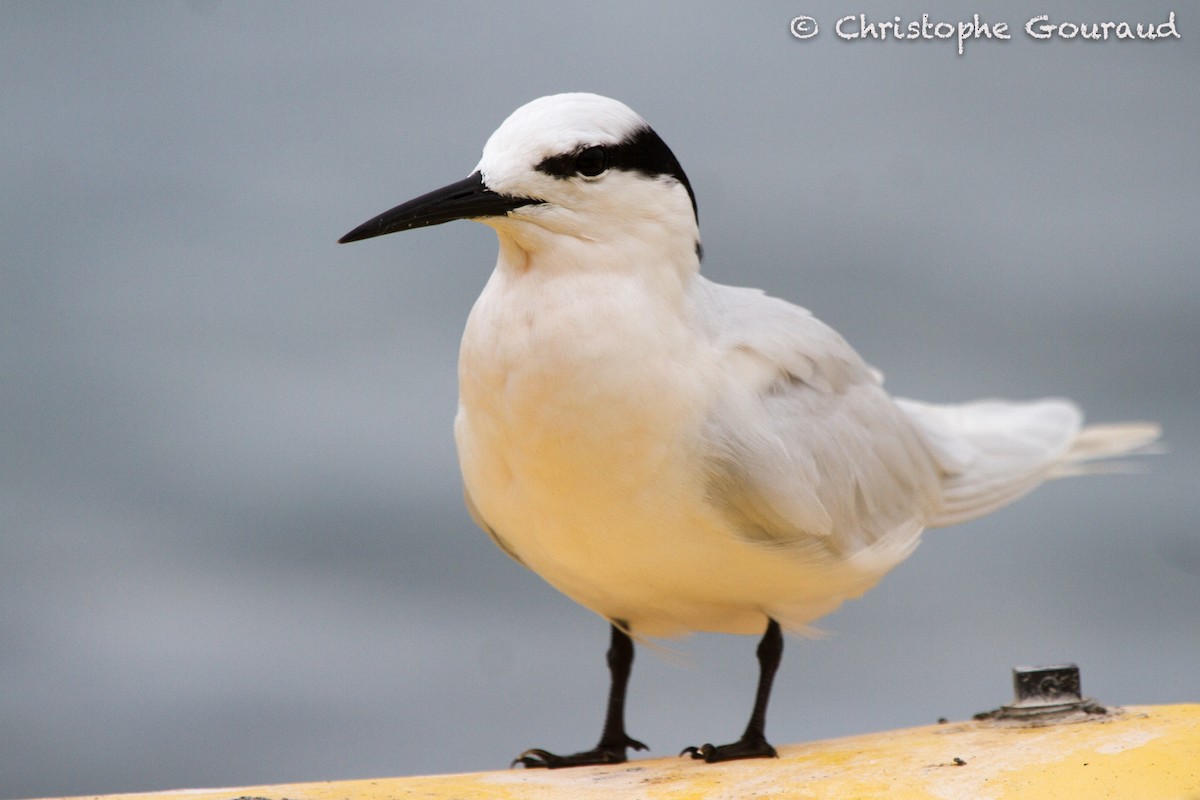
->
(1051, 422), (1164, 477)
(896, 398), (1160, 528)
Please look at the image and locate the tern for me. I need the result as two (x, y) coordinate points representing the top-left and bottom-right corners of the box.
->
(339, 93), (1160, 767)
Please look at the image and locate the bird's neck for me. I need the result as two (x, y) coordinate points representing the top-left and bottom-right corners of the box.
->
(488, 216), (701, 298)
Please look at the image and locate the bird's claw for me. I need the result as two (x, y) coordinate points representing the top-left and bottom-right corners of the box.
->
(681, 737), (778, 763)
(511, 748), (561, 769)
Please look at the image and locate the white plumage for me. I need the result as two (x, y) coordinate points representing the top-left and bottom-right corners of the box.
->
(451, 94), (1158, 638)
(341, 92), (1159, 765)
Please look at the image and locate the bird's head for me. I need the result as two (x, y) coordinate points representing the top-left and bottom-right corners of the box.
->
(340, 93), (700, 269)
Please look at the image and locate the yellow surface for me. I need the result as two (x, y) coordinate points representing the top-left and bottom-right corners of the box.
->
(40, 704), (1200, 800)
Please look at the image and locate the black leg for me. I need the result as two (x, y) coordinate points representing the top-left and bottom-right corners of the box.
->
(513, 622), (649, 768)
(682, 617), (782, 763)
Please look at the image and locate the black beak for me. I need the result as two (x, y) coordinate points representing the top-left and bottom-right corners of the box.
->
(339, 171), (537, 244)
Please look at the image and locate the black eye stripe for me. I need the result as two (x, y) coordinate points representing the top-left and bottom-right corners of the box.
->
(534, 126), (698, 223)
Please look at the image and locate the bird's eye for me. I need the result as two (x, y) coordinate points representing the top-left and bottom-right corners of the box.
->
(575, 146), (608, 177)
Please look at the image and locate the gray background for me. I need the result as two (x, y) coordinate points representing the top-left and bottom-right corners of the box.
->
(2, 2), (1197, 798)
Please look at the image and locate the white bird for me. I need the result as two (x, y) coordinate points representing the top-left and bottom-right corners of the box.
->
(339, 93), (1160, 767)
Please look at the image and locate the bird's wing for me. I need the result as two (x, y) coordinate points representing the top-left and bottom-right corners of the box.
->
(693, 277), (941, 561)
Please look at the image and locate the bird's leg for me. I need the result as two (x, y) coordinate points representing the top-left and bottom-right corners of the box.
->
(513, 622), (648, 768)
(682, 617), (782, 763)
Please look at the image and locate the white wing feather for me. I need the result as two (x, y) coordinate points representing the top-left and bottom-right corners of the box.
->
(693, 277), (1161, 554)
(694, 278), (940, 562)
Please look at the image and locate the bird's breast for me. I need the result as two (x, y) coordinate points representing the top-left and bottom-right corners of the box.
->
(453, 266), (713, 574)
(458, 268), (704, 489)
